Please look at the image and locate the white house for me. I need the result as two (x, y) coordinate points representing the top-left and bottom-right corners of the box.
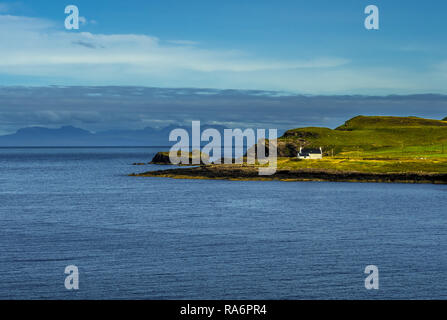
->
(297, 147), (323, 159)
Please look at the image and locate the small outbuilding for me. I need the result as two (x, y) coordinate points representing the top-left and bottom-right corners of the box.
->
(297, 147), (323, 159)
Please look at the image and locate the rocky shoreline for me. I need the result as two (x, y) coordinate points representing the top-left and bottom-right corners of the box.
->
(130, 165), (447, 184)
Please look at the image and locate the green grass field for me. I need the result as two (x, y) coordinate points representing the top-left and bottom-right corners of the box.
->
(280, 115), (447, 160)
(264, 116), (447, 174)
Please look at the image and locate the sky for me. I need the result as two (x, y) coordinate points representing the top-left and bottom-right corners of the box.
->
(0, 0), (446, 94)
(0, 1), (446, 135)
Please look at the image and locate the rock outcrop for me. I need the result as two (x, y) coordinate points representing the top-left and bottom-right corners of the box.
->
(150, 150), (210, 165)
(245, 139), (304, 158)
(149, 152), (172, 164)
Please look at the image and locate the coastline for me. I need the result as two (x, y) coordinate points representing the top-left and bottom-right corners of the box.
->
(132, 116), (447, 184)
(130, 165), (447, 184)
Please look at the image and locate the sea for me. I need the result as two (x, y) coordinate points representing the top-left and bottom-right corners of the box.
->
(0, 147), (445, 299)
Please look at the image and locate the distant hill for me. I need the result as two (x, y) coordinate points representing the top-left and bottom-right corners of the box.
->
(277, 116), (447, 157)
(0, 124), (229, 147)
(0, 126), (95, 147)
(336, 115), (447, 130)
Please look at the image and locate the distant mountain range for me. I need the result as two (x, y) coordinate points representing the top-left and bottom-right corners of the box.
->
(0, 124), (234, 147)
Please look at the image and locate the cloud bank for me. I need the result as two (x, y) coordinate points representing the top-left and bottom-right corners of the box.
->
(0, 86), (446, 135)
(0, 12), (445, 94)
(0, 14), (351, 92)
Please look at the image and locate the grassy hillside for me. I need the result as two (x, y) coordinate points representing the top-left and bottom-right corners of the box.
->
(138, 115), (447, 181)
(280, 116), (447, 159)
(336, 115), (447, 129)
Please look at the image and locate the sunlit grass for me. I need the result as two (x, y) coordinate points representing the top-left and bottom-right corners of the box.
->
(274, 157), (447, 174)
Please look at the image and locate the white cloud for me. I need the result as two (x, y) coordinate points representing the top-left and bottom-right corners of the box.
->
(0, 14), (347, 74)
(0, 13), (443, 94)
(0, 14), (348, 74)
(79, 16), (87, 26)
(77, 16), (97, 26)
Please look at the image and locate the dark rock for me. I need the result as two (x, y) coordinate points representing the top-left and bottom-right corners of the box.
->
(245, 139), (303, 158)
(149, 151), (210, 165)
(149, 152), (172, 164)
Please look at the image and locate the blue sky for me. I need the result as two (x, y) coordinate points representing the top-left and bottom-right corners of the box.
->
(0, 0), (446, 94)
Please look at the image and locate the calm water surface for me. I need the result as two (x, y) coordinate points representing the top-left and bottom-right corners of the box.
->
(0, 148), (445, 299)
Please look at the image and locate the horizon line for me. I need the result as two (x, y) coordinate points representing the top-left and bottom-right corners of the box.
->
(1, 85), (447, 98)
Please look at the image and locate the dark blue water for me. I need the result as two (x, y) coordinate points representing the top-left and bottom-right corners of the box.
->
(0, 148), (445, 299)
